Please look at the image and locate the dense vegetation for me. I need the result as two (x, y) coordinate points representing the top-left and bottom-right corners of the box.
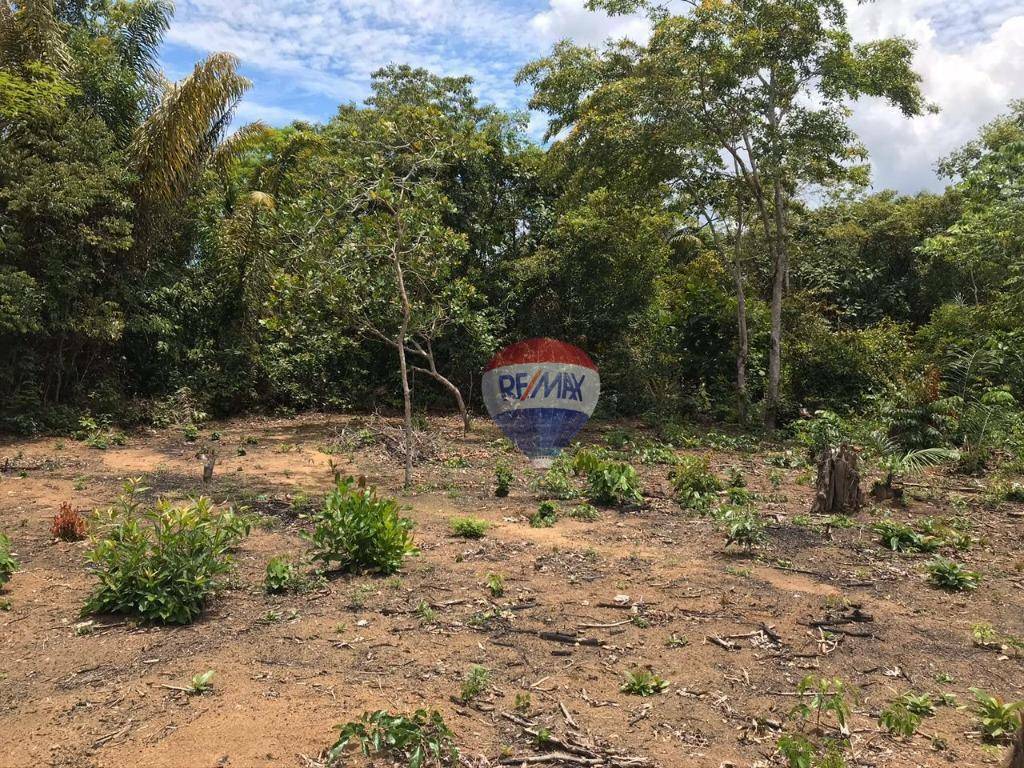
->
(2, 0), (1022, 477)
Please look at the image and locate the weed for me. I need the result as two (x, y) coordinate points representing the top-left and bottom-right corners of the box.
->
(579, 456), (643, 506)
(529, 501), (558, 528)
(722, 509), (767, 550)
(189, 670), (215, 694)
(328, 709), (458, 767)
(777, 735), (849, 768)
(460, 665), (490, 703)
(304, 478), (416, 575)
(665, 633), (689, 648)
(77, 415), (126, 450)
(620, 668), (669, 696)
(671, 455), (722, 510)
(925, 556), (980, 591)
(872, 519), (940, 553)
(879, 703), (920, 737)
(83, 481), (249, 624)
(793, 676), (851, 733)
(630, 614), (650, 628)
(263, 556), (320, 594)
(485, 573), (504, 597)
(0, 533), (18, 588)
(416, 600), (437, 625)
(565, 503), (599, 521)
(727, 467), (746, 488)
(494, 462), (513, 497)
(449, 516), (488, 539)
(51, 502), (87, 541)
(183, 423), (200, 442)
(514, 692), (531, 714)
(971, 688), (1024, 742)
(348, 583), (375, 609)
(900, 692), (936, 716)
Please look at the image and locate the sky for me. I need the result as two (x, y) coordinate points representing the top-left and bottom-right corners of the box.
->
(159, 0), (1024, 194)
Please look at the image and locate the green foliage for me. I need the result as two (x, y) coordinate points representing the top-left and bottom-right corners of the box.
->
(925, 557), (980, 591)
(777, 735), (849, 768)
(721, 509), (767, 550)
(484, 573), (504, 597)
(872, 519), (941, 553)
(459, 665), (490, 703)
(83, 481), (249, 624)
(0, 533), (18, 588)
(449, 516), (488, 539)
(583, 459), (643, 506)
(620, 668), (669, 696)
(565, 503), (600, 521)
(879, 703), (920, 737)
(970, 688), (1024, 742)
(494, 462), (513, 498)
(329, 709), (458, 768)
(188, 670), (215, 695)
(792, 676), (851, 733)
(263, 555), (317, 594)
(671, 455), (722, 510)
(529, 501), (559, 528)
(304, 478), (416, 575)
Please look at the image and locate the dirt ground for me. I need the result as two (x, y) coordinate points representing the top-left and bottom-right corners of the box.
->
(1, 413), (1022, 768)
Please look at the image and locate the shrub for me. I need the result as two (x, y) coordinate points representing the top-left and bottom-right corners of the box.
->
(722, 509), (767, 550)
(925, 556), (980, 591)
(449, 516), (488, 539)
(83, 481), (249, 624)
(51, 502), (87, 541)
(0, 533), (18, 588)
(586, 460), (644, 506)
(304, 478), (416, 575)
(671, 454), (722, 509)
(328, 709), (458, 767)
(565, 503), (600, 521)
(879, 703), (920, 737)
(494, 462), (513, 497)
(485, 573), (504, 597)
(529, 501), (558, 528)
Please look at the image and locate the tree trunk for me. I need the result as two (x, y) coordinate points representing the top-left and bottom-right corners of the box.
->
(392, 248), (414, 490)
(733, 201), (749, 424)
(765, 176), (787, 431)
(811, 444), (864, 515)
(413, 357), (470, 433)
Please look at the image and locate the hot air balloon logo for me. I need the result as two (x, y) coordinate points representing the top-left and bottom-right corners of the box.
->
(482, 338), (600, 467)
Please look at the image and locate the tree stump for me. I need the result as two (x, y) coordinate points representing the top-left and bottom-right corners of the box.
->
(811, 444), (863, 515)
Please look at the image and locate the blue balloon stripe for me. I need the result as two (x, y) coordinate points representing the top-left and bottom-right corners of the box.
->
(492, 408), (591, 459)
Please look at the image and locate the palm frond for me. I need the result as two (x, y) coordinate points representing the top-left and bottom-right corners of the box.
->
(1, 0), (71, 71)
(244, 190), (276, 210)
(112, 0), (171, 78)
(211, 120), (271, 176)
(898, 447), (958, 474)
(132, 52), (252, 208)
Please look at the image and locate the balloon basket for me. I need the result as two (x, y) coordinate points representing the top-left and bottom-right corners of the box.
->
(530, 457), (555, 469)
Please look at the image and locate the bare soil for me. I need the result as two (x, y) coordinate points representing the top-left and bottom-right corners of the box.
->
(1, 413), (1022, 768)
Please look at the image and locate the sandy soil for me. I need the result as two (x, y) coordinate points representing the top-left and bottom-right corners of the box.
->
(0, 413), (1021, 768)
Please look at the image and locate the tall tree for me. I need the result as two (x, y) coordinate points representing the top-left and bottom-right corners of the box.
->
(520, 0), (930, 427)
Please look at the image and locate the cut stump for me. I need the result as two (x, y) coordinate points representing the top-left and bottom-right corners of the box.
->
(811, 444), (863, 515)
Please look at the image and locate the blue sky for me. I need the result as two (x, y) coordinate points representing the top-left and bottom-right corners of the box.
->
(159, 0), (1024, 193)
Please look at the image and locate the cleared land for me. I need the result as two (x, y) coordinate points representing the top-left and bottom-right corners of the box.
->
(1, 413), (1021, 767)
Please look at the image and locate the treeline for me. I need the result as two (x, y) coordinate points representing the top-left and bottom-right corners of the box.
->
(1, 0), (1022, 461)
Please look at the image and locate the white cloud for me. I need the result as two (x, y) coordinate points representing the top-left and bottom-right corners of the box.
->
(233, 99), (318, 126)
(162, 0), (1024, 193)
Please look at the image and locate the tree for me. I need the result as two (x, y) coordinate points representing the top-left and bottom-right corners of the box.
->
(519, 0), (930, 427)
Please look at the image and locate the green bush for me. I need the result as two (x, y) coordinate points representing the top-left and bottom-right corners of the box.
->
(872, 519), (941, 553)
(0, 533), (18, 588)
(449, 516), (488, 539)
(671, 454), (722, 509)
(572, 448), (643, 506)
(494, 462), (513, 497)
(304, 477), (417, 575)
(265, 555), (299, 593)
(529, 501), (559, 528)
(328, 709), (458, 767)
(83, 481), (249, 624)
(925, 556), (980, 591)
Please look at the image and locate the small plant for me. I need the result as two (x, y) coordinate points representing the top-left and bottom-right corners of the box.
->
(879, 702), (920, 737)
(872, 519), (940, 553)
(665, 632), (688, 648)
(727, 467), (746, 488)
(722, 509), (767, 550)
(460, 665), (490, 703)
(328, 709), (458, 767)
(494, 462), (513, 498)
(900, 692), (935, 716)
(264, 556), (300, 593)
(970, 688), (1024, 742)
(777, 735), (849, 768)
(620, 668), (669, 696)
(584, 459), (643, 506)
(83, 481), (249, 624)
(925, 556), (980, 591)
(449, 516), (488, 539)
(485, 573), (504, 597)
(304, 478), (417, 575)
(189, 670), (215, 694)
(565, 502), (600, 521)
(529, 501), (558, 528)
(51, 502), (88, 541)
(182, 423), (200, 442)
(77, 415), (126, 450)
(416, 600), (438, 625)
(0, 533), (18, 588)
(793, 676), (850, 734)
(514, 692), (531, 713)
(671, 455), (722, 510)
